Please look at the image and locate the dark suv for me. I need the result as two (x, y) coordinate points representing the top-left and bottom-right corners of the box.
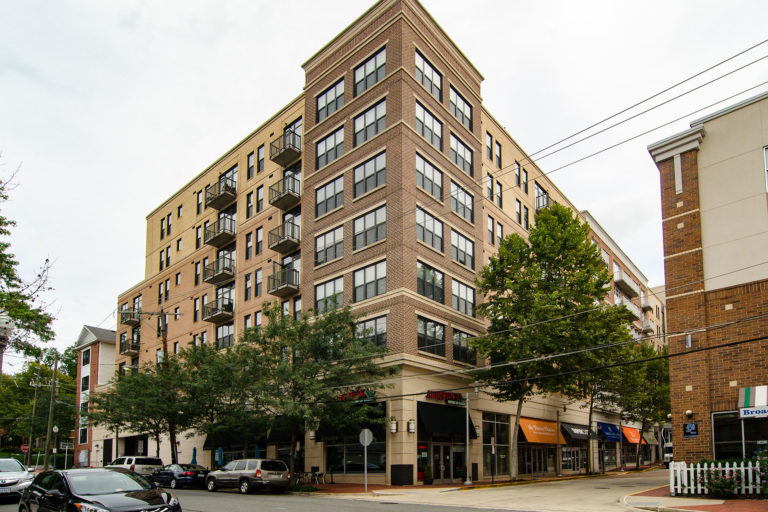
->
(205, 459), (289, 494)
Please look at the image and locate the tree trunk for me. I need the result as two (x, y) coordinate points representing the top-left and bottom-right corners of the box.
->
(587, 388), (595, 474)
(155, 433), (161, 457)
(288, 429), (297, 478)
(510, 399), (524, 480)
(636, 425), (645, 470)
(169, 423), (178, 464)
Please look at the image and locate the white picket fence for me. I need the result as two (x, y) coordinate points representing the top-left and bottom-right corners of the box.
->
(669, 461), (766, 496)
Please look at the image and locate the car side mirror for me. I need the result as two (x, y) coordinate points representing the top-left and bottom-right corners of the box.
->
(46, 489), (64, 498)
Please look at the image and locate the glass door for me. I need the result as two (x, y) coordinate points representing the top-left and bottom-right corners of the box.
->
(431, 444), (452, 482)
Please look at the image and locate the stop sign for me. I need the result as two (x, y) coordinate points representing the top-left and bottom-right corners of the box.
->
(21, 444), (29, 453)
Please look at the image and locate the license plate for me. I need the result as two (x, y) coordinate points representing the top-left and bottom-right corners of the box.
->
(0, 488), (11, 493)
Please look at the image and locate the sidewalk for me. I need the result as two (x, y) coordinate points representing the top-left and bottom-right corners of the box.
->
(625, 485), (768, 512)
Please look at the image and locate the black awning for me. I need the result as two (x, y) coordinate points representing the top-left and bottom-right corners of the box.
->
(417, 401), (477, 439)
(561, 422), (592, 440)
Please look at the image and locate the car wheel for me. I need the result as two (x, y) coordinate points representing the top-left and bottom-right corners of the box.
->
(206, 478), (217, 492)
(170, 478), (178, 489)
(239, 479), (250, 494)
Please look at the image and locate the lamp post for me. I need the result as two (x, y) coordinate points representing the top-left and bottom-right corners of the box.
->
(0, 310), (14, 385)
(52, 426), (59, 469)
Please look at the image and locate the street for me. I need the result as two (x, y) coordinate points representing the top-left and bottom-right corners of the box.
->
(0, 469), (669, 512)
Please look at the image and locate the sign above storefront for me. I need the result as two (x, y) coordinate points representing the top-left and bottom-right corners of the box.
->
(740, 406), (768, 419)
(337, 388), (375, 401)
(425, 390), (465, 405)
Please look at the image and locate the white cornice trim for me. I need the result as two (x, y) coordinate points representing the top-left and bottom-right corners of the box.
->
(647, 125), (705, 163)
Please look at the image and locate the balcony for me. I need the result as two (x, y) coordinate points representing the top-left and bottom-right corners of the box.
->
(614, 268), (640, 298)
(623, 300), (642, 321)
(203, 257), (236, 285)
(268, 222), (300, 254)
(119, 339), (140, 356)
(269, 129), (302, 167)
(642, 297), (653, 312)
(535, 193), (556, 211)
(204, 215), (236, 248)
(120, 310), (141, 326)
(268, 268), (300, 298)
(204, 177), (237, 210)
(202, 297), (234, 323)
(642, 319), (656, 335)
(268, 176), (301, 210)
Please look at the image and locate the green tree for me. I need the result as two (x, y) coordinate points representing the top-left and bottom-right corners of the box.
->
(475, 204), (633, 478)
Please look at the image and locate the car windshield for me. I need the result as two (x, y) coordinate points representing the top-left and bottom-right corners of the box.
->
(0, 459), (24, 472)
(67, 471), (154, 495)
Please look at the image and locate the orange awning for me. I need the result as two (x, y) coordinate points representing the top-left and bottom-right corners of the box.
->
(519, 417), (566, 444)
(621, 426), (646, 444)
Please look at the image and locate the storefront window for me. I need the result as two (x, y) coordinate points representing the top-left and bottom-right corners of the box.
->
(482, 413), (510, 477)
(325, 440), (385, 474)
(713, 411), (768, 459)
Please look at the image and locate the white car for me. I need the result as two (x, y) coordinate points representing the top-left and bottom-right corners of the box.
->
(0, 458), (35, 497)
(106, 456), (164, 476)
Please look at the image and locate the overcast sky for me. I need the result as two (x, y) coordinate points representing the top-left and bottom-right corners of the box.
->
(1, 0), (766, 369)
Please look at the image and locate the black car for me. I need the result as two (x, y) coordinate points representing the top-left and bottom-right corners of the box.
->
(19, 468), (181, 512)
(151, 464), (209, 489)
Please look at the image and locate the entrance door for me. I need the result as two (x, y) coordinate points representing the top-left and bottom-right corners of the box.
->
(432, 444), (452, 482)
(530, 446), (546, 474)
(103, 439), (113, 467)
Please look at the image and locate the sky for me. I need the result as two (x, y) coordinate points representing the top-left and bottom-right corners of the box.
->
(1, 0), (766, 370)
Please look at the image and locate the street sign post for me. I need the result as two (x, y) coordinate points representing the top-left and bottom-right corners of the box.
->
(359, 429), (373, 493)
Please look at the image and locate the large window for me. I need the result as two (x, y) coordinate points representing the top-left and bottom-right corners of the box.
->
(417, 261), (444, 303)
(216, 323), (234, 349)
(353, 205), (386, 250)
(450, 181), (473, 223)
(416, 208), (443, 252)
(326, 437), (385, 474)
(450, 133), (473, 176)
(515, 199), (522, 224)
(451, 229), (474, 269)
(415, 154), (442, 201)
(354, 100), (386, 146)
(315, 226), (343, 265)
(82, 348), (90, 366)
(452, 279), (475, 317)
(449, 87), (472, 130)
(315, 277), (344, 314)
(415, 50), (441, 100)
(316, 127), (345, 169)
(356, 315), (387, 346)
(354, 47), (386, 96)
(317, 79), (344, 122)
(453, 330), (475, 365)
(353, 261), (386, 302)
(483, 413), (510, 477)
(415, 102), (442, 150)
(316, 175), (344, 217)
(417, 316), (445, 356)
(354, 151), (386, 197)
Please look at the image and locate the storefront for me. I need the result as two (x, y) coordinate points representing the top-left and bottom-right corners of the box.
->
(621, 426), (645, 465)
(416, 400), (477, 483)
(482, 413), (510, 479)
(560, 422), (590, 473)
(517, 418), (565, 475)
(712, 385), (768, 459)
(597, 422), (620, 471)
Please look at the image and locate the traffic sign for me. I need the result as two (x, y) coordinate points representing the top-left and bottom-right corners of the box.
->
(21, 444), (29, 453)
(359, 428), (373, 447)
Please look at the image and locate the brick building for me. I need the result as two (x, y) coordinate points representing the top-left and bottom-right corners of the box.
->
(80, 0), (664, 483)
(648, 91), (768, 462)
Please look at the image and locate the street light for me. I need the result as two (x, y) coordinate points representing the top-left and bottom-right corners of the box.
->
(52, 426), (59, 468)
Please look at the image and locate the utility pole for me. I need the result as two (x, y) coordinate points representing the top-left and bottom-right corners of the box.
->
(159, 307), (179, 464)
(43, 353), (59, 470)
(26, 368), (42, 466)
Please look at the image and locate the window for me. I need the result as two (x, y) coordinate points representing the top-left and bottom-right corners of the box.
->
(353, 205), (386, 249)
(244, 273), (252, 301)
(317, 78), (345, 122)
(196, 191), (203, 214)
(316, 127), (344, 169)
(415, 154), (442, 200)
(496, 222), (503, 245)
(79, 427), (88, 444)
(495, 181), (503, 208)
(177, 205), (182, 217)
(255, 227), (263, 254)
(356, 315), (387, 346)
(216, 323), (234, 349)
(515, 161), (521, 186)
(523, 205), (529, 230)
(200, 331), (207, 345)
(450, 134), (473, 176)
(315, 226), (343, 265)
(165, 245), (170, 267)
(254, 311), (262, 327)
(417, 261), (444, 303)
(316, 175), (344, 217)
(257, 144), (265, 172)
(415, 50), (441, 100)
(294, 296), (302, 320)
(486, 174), (493, 200)
(488, 216), (494, 245)
(354, 260), (386, 302)
(164, 278), (169, 300)
(354, 100), (386, 146)
(315, 277), (344, 313)
(256, 186), (264, 212)
(246, 192), (253, 218)
(451, 229), (474, 269)
(195, 226), (202, 249)
(255, 269), (262, 297)
(166, 214), (172, 236)
(176, 238), (181, 252)
(82, 349), (90, 366)
(483, 413), (510, 476)
(243, 315), (251, 330)
(415, 102), (442, 150)
(282, 300), (290, 317)
(158, 281), (164, 303)
(245, 232), (253, 260)
(173, 341), (179, 354)
(247, 152), (254, 179)
(175, 272), (181, 286)
(452, 279), (475, 316)
(450, 181), (473, 223)
(515, 199), (522, 224)
(160, 218), (165, 239)
(194, 262), (201, 286)
(354, 151), (386, 197)
(81, 375), (89, 392)
(159, 248), (164, 271)
(495, 141), (502, 167)
(193, 298), (200, 322)
(486, 132), (493, 160)
(453, 330), (475, 364)
(449, 87), (472, 130)
(417, 316), (445, 356)
(354, 47), (386, 96)
(522, 169), (528, 194)
(764, 146), (768, 191)
(416, 208), (443, 252)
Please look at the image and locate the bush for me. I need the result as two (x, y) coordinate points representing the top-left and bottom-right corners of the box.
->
(705, 469), (739, 498)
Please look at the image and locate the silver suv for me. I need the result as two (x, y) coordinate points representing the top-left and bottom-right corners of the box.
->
(106, 456), (164, 476)
(205, 459), (289, 494)
(0, 458), (34, 497)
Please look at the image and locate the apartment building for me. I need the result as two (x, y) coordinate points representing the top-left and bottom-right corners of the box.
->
(102, 0), (664, 483)
(648, 91), (768, 462)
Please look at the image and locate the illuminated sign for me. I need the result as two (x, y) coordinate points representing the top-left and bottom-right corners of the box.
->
(425, 390), (465, 405)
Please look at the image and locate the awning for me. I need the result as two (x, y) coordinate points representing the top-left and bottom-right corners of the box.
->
(518, 418), (566, 444)
(642, 432), (658, 445)
(621, 426), (645, 444)
(561, 422), (592, 440)
(739, 386), (768, 408)
(597, 422), (621, 442)
(417, 402), (477, 439)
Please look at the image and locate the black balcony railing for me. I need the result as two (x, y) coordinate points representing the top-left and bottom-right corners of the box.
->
(204, 215), (236, 248)
(535, 193), (555, 211)
(205, 176), (237, 210)
(119, 339), (140, 355)
(268, 176), (301, 210)
(268, 268), (300, 298)
(201, 297), (234, 323)
(268, 222), (300, 253)
(269, 129), (302, 166)
(203, 256), (236, 285)
(120, 310), (141, 326)
(216, 334), (234, 350)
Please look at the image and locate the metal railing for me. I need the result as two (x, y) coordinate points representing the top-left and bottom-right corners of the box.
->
(205, 176), (237, 209)
(269, 129), (302, 165)
(203, 256), (236, 283)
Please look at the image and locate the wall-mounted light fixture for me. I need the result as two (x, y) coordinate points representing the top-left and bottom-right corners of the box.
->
(309, 430), (316, 440)
(407, 419), (416, 433)
(685, 410), (694, 419)
(390, 417), (398, 434)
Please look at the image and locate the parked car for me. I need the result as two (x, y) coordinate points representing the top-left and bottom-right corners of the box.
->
(106, 456), (164, 476)
(205, 459), (289, 494)
(152, 464), (209, 489)
(0, 458), (34, 498)
(18, 468), (181, 512)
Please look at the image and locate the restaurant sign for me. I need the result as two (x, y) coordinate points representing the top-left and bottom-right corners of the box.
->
(740, 407), (768, 419)
(426, 390), (465, 406)
(337, 388), (376, 401)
